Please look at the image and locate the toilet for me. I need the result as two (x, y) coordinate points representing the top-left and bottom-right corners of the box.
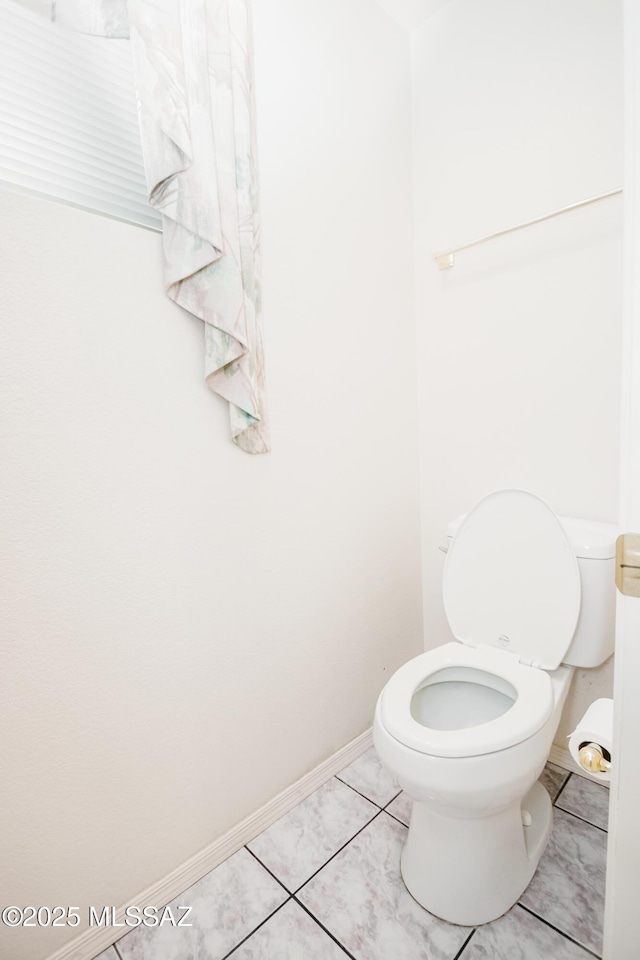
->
(373, 489), (616, 926)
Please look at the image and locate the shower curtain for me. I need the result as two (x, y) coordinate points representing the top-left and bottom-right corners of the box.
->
(55, 0), (270, 453)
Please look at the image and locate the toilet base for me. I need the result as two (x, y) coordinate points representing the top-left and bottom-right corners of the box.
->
(400, 781), (552, 926)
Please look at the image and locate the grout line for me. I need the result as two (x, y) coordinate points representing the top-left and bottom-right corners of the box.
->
(293, 809), (384, 895)
(334, 774), (396, 809)
(220, 898), (292, 960)
(552, 771), (573, 805)
(516, 904), (602, 958)
(245, 846), (294, 895)
(293, 896), (359, 960)
(382, 791), (406, 810)
(381, 788), (404, 807)
(451, 928), (476, 959)
(382, 807), (410, 829)
(113, 943), (124, 960)
(554, 806), (609, 834)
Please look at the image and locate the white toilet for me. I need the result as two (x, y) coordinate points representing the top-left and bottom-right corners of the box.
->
(373, 489), (616, 926)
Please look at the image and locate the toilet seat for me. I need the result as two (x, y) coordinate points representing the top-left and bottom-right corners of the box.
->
(379, 642), (553, 758)
(378, 491), (580, 760)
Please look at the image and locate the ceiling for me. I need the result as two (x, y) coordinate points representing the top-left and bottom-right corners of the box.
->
(373, 0), (451, 31)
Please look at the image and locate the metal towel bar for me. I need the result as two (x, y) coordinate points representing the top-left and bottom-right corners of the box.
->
(432, 187), (623, 270)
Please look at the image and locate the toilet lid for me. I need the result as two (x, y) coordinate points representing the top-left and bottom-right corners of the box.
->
(443, 490), (581, 670)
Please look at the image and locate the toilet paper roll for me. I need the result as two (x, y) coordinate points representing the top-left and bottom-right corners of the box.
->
(568, 698), (613, 781)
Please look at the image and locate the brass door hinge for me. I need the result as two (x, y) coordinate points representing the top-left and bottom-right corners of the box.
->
(615, 533), (640, 597)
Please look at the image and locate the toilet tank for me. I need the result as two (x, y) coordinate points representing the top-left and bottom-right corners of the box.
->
(445, 514), (617, 669)
(557, 517), (617, 667)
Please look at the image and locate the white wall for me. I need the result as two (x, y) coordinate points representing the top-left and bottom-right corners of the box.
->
(411, 0), (623, 743)
(0, 3), (421, 958)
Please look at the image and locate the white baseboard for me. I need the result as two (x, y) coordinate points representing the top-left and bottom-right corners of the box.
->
(548, 742), (610, 787)
(46, 728), (373, 960)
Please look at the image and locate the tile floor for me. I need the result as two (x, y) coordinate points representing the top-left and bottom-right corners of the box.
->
(96, 749), (609, 960)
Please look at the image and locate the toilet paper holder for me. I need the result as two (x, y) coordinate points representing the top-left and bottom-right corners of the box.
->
(578, 741), (611, 775)
(568, 698), (613, 781)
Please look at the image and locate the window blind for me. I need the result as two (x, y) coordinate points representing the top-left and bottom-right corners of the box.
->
(0, 0), (161, 231)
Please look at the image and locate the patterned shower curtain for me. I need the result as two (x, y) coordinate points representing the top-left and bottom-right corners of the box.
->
(55, 0), (270, 453)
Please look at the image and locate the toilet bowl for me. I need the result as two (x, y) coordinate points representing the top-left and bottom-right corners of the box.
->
(373, 489), (616, 926)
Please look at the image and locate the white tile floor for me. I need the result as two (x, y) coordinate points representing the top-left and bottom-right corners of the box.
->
(97, 749), (609, 960)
